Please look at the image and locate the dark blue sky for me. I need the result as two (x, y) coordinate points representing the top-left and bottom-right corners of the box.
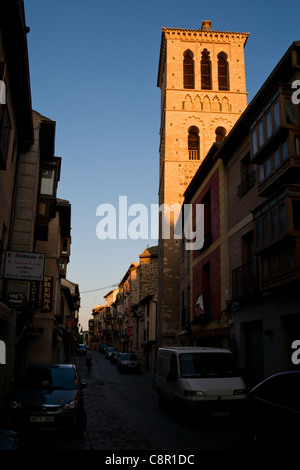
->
(25, 0), (300, 328)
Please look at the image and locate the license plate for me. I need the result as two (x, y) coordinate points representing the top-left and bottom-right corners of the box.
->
(30, 416), (54, 423)
(211, 411), (231, 417)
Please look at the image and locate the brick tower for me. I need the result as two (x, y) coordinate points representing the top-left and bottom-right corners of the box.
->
(157, 21), (249, 346)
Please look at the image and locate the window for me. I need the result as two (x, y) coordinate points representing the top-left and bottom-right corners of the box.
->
(282, 140), (288, 159)
(259, 164), (264, 182)
(201, 49), (211, 90)
(258, 120), (264, 147)
(261, 242), (296, 283)
(270, 207), (278, 238)
(257, 139), (289, 182)
(250, 95), (281, 156)
(179, 352), (240, 378)
(255, 220), (262, 248)
(294, 135), (300, 154)
(62, 238), (68, 254)
(274, 148), (280, 167)
(215, 126), (226, 142)
(285, 98), (298, 125)
(218, 53), (229, 91)
(266, 111), (272, 139)
(183, 51), (194, 89)
(292, 200), (300, 230)
(188, 126), (199, 160)
(252, 129), (258, 155)
(40, 169), (55, 196)
(266, 157), (271, 176)
(273, 101), (280, 129)
(254, 191), (288, 251)
(279, 202), (286, 233)
(237, 153), (256, 197)
(170, 354), (178, 379)
(263, 214), (269, 244)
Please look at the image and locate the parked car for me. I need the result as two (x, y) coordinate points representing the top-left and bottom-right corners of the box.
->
(105, 347), (114, 360)
(76, 344), (87, 356)
(155, 347), (246, 416)
(117, 353), (141, 373)
(110, 350), (119, 364)
(8, 363), (87, 434)
(243, 370), (300, 448)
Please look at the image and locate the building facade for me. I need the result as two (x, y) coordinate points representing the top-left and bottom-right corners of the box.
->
(133, 246), (158, 369)
(0, 1), (34, 408)
(181, 40), (300, 388)
(227, 41), (300, 387)
(90, 246), (158, 368)
(181, 142), (229, 347)
(157, 21), (249, 346)
(0, 2), (79, 421)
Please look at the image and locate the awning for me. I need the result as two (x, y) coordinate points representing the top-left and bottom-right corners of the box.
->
(0, 301), (12, 322)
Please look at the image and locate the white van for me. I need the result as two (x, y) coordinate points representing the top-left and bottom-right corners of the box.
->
(155, 347), (247, 417)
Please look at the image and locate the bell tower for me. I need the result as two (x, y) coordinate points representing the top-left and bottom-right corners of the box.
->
(157, 21), (249, 345)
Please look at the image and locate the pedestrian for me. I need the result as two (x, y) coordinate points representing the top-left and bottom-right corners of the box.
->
(86, 354), (92, 373)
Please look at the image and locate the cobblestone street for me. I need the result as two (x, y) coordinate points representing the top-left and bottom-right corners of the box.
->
(18, 351), (250, 452)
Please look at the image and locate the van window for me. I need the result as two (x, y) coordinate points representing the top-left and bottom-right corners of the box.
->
(179, 353), (240, 378)
(170, 354), (178, 376)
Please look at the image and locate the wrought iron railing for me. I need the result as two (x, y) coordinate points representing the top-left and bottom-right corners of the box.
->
(189, 149), (199, 160)
(237, 171), (256, 197)
(232, 259), (260, 300)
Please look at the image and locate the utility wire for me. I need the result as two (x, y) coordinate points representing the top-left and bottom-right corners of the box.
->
(80, 284), (119, 294)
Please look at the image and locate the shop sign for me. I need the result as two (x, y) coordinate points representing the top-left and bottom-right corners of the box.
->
(4, 251), (45, 282)
(41, 276), (53, 312)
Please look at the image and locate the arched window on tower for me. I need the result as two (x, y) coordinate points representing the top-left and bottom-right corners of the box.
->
(215, 126), (227, 142)
(201, 49), (211, 90)
(183, 50), (194, 89)
(188, 126), (200, 160)
(218, 53), (229, 91)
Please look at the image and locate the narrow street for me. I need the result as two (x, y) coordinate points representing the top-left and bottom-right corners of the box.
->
(18, 351), (251, 452)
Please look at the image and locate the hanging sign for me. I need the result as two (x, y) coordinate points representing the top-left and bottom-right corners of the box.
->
(4, 251), (45, 282)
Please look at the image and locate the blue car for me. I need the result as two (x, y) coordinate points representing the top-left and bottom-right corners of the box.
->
(9, 363), (87, 434)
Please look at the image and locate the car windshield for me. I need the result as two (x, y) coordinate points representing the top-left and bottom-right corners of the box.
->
(121, 354), (138, 361)
(179, 353), (240, 378)
(18, 367), (77, 390)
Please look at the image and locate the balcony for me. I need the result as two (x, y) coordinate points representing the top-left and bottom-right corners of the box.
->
(257, 131), (300, 197)
(259, 238), (300, 291)
(237, 171), (256, 197)
(232, 259), (260, 300)
(189, 150), (199, 160)
(254, 186), (300, 255)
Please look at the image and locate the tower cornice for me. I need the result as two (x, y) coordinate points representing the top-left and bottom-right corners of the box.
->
(161, 27), (249, 44)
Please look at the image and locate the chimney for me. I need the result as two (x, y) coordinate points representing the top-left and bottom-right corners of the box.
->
(201, 20), (212, 31)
